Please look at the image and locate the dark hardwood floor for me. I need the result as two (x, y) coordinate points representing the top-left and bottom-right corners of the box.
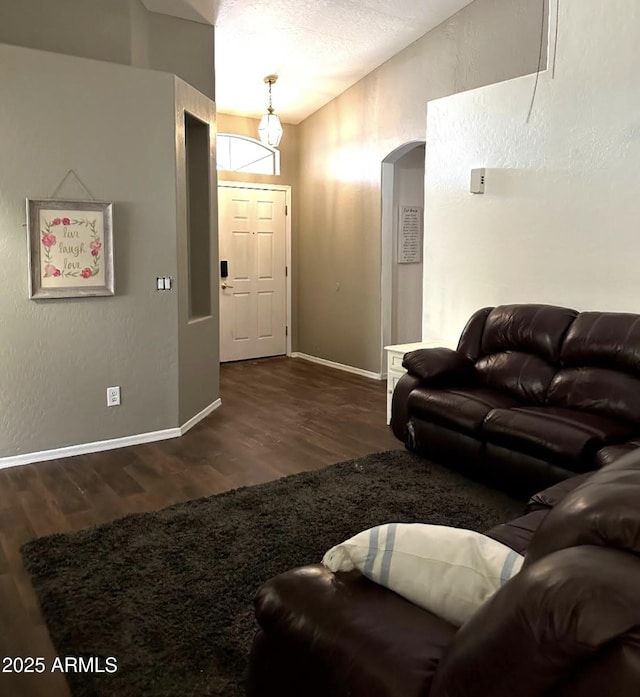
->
(0, 356), (398, 697)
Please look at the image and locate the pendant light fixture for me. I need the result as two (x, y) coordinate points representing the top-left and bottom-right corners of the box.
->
(258, 75), (283, 148)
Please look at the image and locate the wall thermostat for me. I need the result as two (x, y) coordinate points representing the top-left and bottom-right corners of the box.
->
(470, 168), (486, 194)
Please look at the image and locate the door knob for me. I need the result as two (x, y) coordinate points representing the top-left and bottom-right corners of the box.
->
(221, 282), (234, 289)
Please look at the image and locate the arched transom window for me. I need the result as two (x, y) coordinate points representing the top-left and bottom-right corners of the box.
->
(216, 133), (280, 175)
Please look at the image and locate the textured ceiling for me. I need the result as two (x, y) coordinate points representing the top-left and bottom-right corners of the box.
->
(143, 0), (475, 124)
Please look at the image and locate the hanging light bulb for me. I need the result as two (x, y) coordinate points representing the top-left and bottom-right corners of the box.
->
(258, 75), (283, 148)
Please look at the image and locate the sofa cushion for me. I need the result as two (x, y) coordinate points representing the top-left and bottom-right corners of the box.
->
(596, 439), (640, 468)
(526, 472), (593, 511)
(525, 448), (640, 566)
(474, 351), (556, 404)
(480, 304), (578, 363)
(430, 545), (640, 697)
(483, 509), (549, 556)
(547, 367), (640, 424)
(407, 387), (519, 436)
(482, 407), (634, 467)
(457, 306), (493, 362)
(402, 347), (475, 384)
(254, 564), (457, 697)
(559, 311), (640, 376)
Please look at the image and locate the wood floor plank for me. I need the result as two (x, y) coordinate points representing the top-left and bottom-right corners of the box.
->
(0, 356), (398, 697)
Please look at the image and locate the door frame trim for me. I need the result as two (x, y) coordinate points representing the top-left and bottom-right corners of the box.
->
(380, 141), (425, 374)
(218, 181), (292, 356)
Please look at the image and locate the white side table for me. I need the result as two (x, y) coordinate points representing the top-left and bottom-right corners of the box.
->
(384, 340), (453, 424)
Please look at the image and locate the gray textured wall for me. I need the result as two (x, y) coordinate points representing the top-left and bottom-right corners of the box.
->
(176, 80), (219, 425)
(297, 0), (549, 373)
(148, 12), (214, 100)
(0, 0), (135, 63)
(0, 1), (219, 461)
(0, 43), (180, 458)
(0, 0), (214, 99)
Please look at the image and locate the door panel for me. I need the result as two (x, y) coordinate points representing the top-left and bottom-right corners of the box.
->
(258, 292), (274, 337)
(233, 293), (251, 340)
(257, 232), (274, 279)
(219, 186), (287, 362)
(232, 232), (251, 278)
(256, 199), (273, 219)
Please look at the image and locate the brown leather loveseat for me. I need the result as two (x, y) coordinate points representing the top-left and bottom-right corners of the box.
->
(247, 450), (640, 697)
(391, 304), (640, 495)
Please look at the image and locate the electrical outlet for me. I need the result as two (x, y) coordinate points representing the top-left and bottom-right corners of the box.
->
(107, 386), (121, 407)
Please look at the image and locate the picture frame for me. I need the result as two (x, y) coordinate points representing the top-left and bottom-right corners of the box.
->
(397, 205), (423, 264)
(26, 198), (114, 299)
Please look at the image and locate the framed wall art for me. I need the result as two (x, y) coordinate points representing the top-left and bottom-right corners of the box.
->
(26, 199), (114, 299)
(397, 206), (423, 264)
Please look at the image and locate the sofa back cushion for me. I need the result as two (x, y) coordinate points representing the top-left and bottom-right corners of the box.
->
(430, 450), (640, 697)
(525, 448), (640, 566)
(480, 305), (578, 362)
(457, 306), (493, 361)
(474, 352), (557, 404)
(547, 312), (640, 424)
(472, 305), (577, 404)
(547, 368), (640, 424)
(559, 312), (640, 373)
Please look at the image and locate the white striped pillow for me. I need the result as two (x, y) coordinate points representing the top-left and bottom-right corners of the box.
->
(322, 523), (523, 627)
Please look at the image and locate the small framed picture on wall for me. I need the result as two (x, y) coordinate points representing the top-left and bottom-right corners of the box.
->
(397, 206), (423, 264)
(26, 198), (114, 299)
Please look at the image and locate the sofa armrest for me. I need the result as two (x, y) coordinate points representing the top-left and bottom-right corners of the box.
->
(402, 348), (475, 384)
(390, 372), (422, 442)
(526, 472), (592, 512)
(483, 509), (549, 555)
(430, 546), (640, 697)
(253, 564), (457, 697)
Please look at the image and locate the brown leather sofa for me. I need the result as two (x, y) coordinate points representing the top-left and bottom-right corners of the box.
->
(391, 304), (640, 495)
(246, 450), (640, 697)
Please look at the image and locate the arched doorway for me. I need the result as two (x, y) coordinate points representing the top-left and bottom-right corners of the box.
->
(380, 141), (426, 369)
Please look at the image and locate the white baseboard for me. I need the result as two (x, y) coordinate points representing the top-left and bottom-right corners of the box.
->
(180, 398), (222, 435)
(291, 352), (383, 380)
(0, 398), (222, 470)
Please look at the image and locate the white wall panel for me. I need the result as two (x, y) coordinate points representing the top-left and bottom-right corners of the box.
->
(423, 0), (640, 345)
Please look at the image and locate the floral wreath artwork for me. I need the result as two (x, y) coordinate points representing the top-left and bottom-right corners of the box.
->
(27, 199), (114, 299)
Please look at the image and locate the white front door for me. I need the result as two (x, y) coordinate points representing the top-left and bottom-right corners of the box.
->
(218, 185), (287, 362)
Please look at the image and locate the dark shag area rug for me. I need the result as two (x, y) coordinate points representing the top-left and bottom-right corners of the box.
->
(22, 450), (524, 697)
